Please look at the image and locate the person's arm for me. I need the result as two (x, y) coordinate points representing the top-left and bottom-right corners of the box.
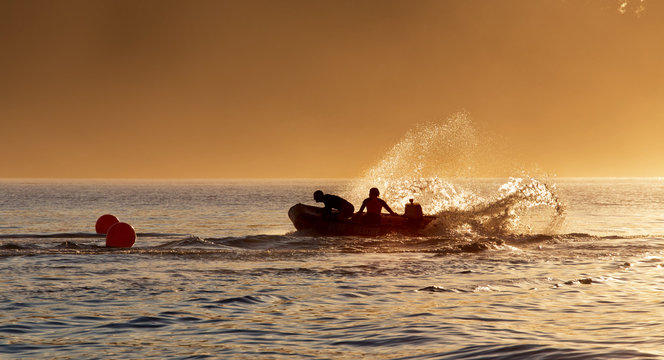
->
(381, 199), (396, 215)
(322, 198), (332, 212)
(357, 199), (367, 214)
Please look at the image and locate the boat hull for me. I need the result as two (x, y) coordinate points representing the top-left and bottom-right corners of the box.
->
(288, 203), (435, 236)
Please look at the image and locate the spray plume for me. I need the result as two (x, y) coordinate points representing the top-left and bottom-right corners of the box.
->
(350, 112), (565, 236)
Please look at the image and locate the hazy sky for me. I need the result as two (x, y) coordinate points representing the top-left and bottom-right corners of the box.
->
(1, 0), (662, 178)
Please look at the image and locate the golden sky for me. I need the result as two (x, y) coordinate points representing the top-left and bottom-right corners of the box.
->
(1, 0), (663, 178)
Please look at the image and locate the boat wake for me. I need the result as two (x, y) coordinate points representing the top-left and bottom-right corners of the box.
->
(1, 232), (660, 259)
(423, 176), (565, 236)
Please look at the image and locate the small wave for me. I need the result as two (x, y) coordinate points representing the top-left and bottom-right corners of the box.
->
(97, 316), (174, 330)
(0, 324), (32, 334)
(331, 335), (437, 347)
(0, 243), (29, 250)
(156, 236), (221, 248)
(0, 232), (184, 240)
(417, 286), (469, 293)
(0, 232), (100, 240)
(207, 234), (311, 250)
(432, 238), (507, 256)
(215, 294), (289, 306)
(407, 343), (660, 359)
(56, 241), (82, 249)
(137, 232), (189, 238)
(216, 295), (265, 305)
(567, 232), (595, 238)
(553, 278), (595, 288)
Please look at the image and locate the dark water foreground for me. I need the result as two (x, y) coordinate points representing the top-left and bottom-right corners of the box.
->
(1, 232), (663, 359)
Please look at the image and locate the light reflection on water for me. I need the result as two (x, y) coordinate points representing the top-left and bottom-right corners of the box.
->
(1, 179), (664, 358)
(2, 249), (664, 358)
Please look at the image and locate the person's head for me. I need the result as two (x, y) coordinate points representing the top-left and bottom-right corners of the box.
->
(369, 187), (380, 198)
(314, 190), (325, 202)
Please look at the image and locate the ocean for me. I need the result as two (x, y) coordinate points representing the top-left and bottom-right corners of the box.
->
(1, 177), (663, 359)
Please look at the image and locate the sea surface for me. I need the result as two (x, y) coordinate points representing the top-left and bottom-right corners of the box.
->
(1, 178), (664, 359)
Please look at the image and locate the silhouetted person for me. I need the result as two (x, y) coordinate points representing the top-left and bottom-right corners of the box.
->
(314, 190), (355, 221)
(357, 187), (396, 225)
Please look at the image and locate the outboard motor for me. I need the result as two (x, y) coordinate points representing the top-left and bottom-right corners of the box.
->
(404, 199), (423, 226)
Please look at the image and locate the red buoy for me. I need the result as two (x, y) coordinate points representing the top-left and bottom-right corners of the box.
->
(105, 222), (136, 248)
(95, 214), (119, 234)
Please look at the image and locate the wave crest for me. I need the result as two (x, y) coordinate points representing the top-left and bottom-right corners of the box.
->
(425, 176), (565, 236)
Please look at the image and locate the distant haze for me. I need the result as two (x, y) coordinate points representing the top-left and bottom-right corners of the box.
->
(2, 0), (663, 178)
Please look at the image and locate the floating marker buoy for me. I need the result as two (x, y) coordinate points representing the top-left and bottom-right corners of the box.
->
(95, 214), (119, 234)
(105, 222), (136, 248)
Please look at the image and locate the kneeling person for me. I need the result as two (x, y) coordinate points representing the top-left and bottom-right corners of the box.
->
(314, 190), (355, 221)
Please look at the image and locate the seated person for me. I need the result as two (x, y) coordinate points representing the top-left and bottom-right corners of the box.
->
(313, 190), (355, 221)
(356, 187), (396, 225)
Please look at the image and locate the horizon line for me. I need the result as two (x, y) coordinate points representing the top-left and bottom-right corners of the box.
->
(2, 176), (664, 182)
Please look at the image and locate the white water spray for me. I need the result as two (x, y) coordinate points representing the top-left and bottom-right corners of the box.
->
(351, 112), (565, 236)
